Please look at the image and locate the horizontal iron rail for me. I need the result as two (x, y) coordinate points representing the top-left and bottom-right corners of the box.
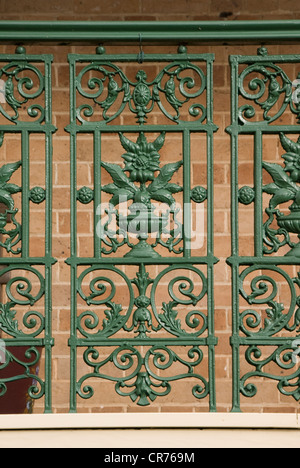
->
(65, 256), (220, 266)
(69, 338), (216, 346)
(66, 123), (218, 133)
(0, 257), (57, 265)
(227, 256), (300, 265)
(0, 21), (300, 43)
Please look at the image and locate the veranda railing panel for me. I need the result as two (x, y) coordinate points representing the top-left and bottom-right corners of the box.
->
(66, 47), (219, 412)
(228, 47), (300, 412)
(0, 47), (56, 413)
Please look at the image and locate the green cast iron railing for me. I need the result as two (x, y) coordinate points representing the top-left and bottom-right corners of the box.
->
(66, 46), (218, 411)
(0, 47), (56, 413)
(0, 22), (298, 415)
(227, 47), (300, 411)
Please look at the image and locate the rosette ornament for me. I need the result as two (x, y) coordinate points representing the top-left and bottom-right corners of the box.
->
(120, 131), (162, 184)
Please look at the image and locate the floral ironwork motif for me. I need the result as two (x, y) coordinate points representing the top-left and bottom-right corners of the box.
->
(101, 131), (183, 258)
(0, 132), (22, 254)
(263, 133), (300, 256)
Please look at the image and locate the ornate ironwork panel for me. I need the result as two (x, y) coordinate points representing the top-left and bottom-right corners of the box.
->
(66, 46), (218, 411)
(0, 47), (56, 413)
(228, 47), (300, 412)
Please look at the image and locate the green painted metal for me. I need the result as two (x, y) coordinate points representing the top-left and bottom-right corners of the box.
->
(0, 21), (300, 43)
(66, 46), (218, 411)
(227, 47), (300, 412)
(0, 22), (298, 415)
(0, 47), (56, 413)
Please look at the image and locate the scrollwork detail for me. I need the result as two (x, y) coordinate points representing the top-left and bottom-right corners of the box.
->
(75, 60), (207, 125)
(0, 301), (43, 338)
(3, 266), (45, 306)
(151, 265), (208, 337)
(239, 265), (297, 337)
(238, 63), (292, 124)
(77, 266), (134, 338)
(0, 266), (45, 338)
(0, 346), (44, 399)
(77, 345), (143, 400)
(0, 62), (45, 124)
(241, 344), (300, 402)
(77, 344), (209, 406)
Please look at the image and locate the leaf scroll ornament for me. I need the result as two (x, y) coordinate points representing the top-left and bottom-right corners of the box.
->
(238, 60), (292, 124)
(264, 301), (286, 334)
(262, 161), (298, 209)
(0, 62), (46, 124)
(75, 60), (207, 125)
(159, 301), (189, 336)
(0, 301), (23, 337)
(0, 160), (22, 211)
(239, 266), (298, 337)
(0, 150), (22, 253)
(102, 302), (124, 335)
(262, 133), (300, 256)
(101, 161), (137, 206)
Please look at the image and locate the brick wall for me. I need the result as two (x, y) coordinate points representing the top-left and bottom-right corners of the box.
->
(0, 0), (299, 20)
(0, 1), (299, 414)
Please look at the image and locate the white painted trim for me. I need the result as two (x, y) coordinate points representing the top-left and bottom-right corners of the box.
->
(0, 413), (298, 430)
